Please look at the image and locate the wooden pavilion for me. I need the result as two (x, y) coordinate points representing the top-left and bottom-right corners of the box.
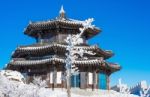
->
(6, 6), (121, 90)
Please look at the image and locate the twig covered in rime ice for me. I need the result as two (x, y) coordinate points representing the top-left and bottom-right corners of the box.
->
(64, 18), (96, 76)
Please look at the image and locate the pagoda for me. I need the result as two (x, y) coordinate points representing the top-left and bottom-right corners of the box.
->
(6, 6), (121, 90)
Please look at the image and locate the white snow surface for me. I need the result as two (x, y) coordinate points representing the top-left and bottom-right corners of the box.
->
(0, 70), (25, 83)
(0, 70), (139, 97)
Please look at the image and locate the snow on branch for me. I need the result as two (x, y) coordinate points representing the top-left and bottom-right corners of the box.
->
(32, 76), (48, 88)
(72, 18), (95, 44)
(118, 78), (130, 94)
(140, 85), (150, 97)
(64, 18), (96, 76)
(63, 18), (97, 97)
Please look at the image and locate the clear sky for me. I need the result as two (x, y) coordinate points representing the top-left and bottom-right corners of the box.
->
(0, 0), (150, 86)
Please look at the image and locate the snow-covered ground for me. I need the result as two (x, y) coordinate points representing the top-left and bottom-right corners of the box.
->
(0, 70), (140, 97)
(71, 88), (139, 97)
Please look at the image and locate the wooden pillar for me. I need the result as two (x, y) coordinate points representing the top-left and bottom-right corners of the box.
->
(52, 64), (57, 90)
(62, 71), (66, 89)
(98, 73), (100, 89)
(92, 71), (97, 91)
(91, 66), (94, 91)
(61, 72), (63, 89)
(47, 71), (50, 87)
(85, 72), (88, 89)
(106, 74), (110, 90)
(96, 72), (98, 89)
(54, 66), (57, 88)
(47, 65), (50, 88)
(52, 68), (54, 90)
(87, 72), (89, 88)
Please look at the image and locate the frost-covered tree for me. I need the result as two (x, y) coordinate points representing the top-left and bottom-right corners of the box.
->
(118, 78), (130, 94)
(64, 18), (95, 97)
(140, 86), (150, 97)
(32, 76), (48, 88)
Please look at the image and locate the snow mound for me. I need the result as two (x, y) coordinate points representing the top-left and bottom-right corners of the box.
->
(0, 70), (25, 83)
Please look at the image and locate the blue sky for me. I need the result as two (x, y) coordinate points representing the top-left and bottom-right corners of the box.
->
(0, 0), (150, 86)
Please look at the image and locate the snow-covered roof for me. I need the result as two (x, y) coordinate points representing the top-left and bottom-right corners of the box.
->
(24, 7), (101, 39)
(7, 55), (120, 74)
(12, 43), (113, 59)
(9, 56), (102, 66)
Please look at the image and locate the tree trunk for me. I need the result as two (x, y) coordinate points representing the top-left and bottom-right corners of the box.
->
(67, 68), (71, 97)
